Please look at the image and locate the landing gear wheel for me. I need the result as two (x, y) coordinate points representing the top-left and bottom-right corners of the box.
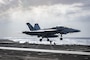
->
(47, 39), (50, 41)
(39, 39), (42, 41)
(60, 38), (63, 40)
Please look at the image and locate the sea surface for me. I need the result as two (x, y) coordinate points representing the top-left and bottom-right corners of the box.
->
(1, 37), (90, 45)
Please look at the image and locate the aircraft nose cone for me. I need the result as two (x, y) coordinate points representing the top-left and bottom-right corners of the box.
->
(22, 31), (27, 34)
(22, 32), (25, 33)
(75, 30), (80, 32)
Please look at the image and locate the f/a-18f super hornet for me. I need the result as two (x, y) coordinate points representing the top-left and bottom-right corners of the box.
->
(23, 23), (80, 42)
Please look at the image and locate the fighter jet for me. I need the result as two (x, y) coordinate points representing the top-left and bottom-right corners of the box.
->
(22, 23), (80, 42)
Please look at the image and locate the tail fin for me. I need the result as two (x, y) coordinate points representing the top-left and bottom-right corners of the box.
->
(26, 23), (40, 31)
(34, 23), (40, 30)
(26, 23), (34, 31)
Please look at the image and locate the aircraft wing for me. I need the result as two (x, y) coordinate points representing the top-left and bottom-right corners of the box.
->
(23, 30), (58, 38)
(23, 27), (80, 35)
(22, 31), (42, 35)
(22, 29), (57, 35)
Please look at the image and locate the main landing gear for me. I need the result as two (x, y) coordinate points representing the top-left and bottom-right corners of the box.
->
(39, 38), (50, 42)
(60, 34), (63, 40)
(47, 38), (52, 44)
(47, 38), (50, 41)
(39, 39), (42, 41)
(39, 38), (52, 44)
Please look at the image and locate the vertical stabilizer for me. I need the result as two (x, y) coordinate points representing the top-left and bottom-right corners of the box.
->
(26, 23), (40, 31)
(26, 23), (34, 31)
(34, 23), (40, 30)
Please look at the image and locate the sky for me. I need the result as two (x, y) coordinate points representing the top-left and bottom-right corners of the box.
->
(0, 0), (90, 38)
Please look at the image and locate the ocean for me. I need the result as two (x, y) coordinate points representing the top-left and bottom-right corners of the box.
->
(1, 37), (90, 45)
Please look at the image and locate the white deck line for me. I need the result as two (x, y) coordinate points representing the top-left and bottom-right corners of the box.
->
(0, 47), (90, 55)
